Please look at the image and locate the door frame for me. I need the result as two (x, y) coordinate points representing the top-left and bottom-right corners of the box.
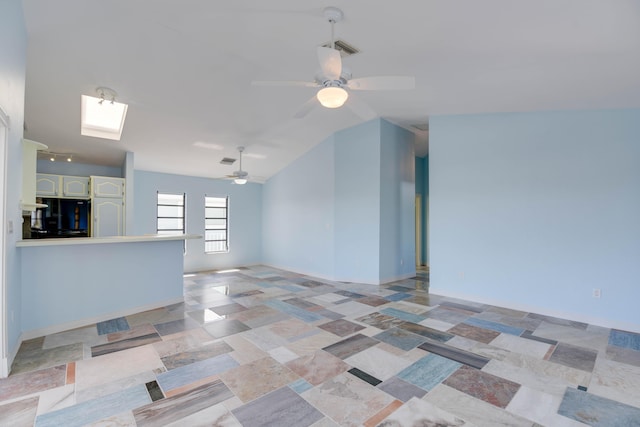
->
(0, 105), (9, 377)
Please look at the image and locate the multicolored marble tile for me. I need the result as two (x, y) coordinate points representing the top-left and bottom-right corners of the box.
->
(153, 317), (201, 336)
(558, 387), (640, 426)
(10, 343), (84, 375)
(92, 326), (162, 357)
(318, 319), (365, 337)
(357, 296), (390, 307)
(344, 345), (414, 382)
(379, 307), (426, 323)
(447, 322), (500, 344)
(156, 353), (238, 392)
(423, 307), (472, 324)
(397, 354), (462, 391)
(0, 396), (39, 426)
(354, 312), (405, 330)
(605, 344), (640, 368)
(373, 327), (427, 351)
(609, 329), (640, 351)
(322, 333), (379, 359)
(588, 357), (640, 409)
(302, 373), (394, 427)
(489, 333), (552, 359)
(463, 317), (525, 336)
(203, 318), (250, 339)
(285, 350), (350, 385)
(377, 376), (427, 402)
(264, 299), (323, 322)
(35, 384), (151, 427)
(0, 364), (66, 401)
(418, 340), (490, 369)
(133, 380), (232, 426)
(443, 365), (520, 408)
(160, 340), (233, 370)
(219, 356), (299, 402)
(233, 386), (323, 427)
(96, 317), (130, 335)
(548, 342), (598, 372)
(377, 397), (468, 426)
(397, 321), (454, 342)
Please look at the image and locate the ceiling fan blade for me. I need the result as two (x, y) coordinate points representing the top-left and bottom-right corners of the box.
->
(345, 95), (378, 121)
(294, 96), (319, 119)
(317, 46), (342, 80)
(347, 76), (416, 91)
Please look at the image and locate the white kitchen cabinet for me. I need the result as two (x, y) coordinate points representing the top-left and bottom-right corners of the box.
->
(62, 176), (90, 198)
(35, 174), (59, 197)
(91, 176), (124, 198)
(92, 197), (124, 237)
(21, 139), (48, 211)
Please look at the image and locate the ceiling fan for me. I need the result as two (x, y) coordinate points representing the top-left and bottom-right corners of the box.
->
(252, 6), (415, 120)
(225, 146), (249, 185)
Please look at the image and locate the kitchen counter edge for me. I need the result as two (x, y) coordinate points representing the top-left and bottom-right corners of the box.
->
(17, 234), (202, 247)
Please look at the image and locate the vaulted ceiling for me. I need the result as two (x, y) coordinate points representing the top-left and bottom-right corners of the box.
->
(21, 0), (640, 182)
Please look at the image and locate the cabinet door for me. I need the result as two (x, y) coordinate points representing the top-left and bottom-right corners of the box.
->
(92, 198), (124, 237)
(92, 176), (125, 198)
(36, 174), (60, 196)
(62, 176), (90, 198)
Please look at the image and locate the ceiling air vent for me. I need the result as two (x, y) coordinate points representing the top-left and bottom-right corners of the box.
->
(321, 39), (359, 57)
(220, 157), (236, 165)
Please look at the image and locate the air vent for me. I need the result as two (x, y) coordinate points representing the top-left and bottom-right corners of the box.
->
(411, 123), (429, 132)
(220, 157), (236, 165)
(321, 39), (359, 57)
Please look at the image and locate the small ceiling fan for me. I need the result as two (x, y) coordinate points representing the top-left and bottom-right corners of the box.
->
(225, 146), (249, 184)
(252, 7), (415, 120)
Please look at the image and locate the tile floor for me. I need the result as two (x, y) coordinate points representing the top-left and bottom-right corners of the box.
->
(1, 266), (640, 426)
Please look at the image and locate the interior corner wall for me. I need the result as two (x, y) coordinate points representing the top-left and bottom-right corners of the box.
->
(429, 109), (640, 331)
(415, 155), (429, 266)
(0, 0), (27, 364)
(262, 137), (336, 280)
(133, 170), (262, 272)
(333, 120), (382, 284)
(379, 120), (416, 283)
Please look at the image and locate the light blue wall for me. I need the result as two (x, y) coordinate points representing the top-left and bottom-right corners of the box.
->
(262, 137), (336, 279)
(429, 109), (640, 330)
(263, 118), (416, 284)
(124, 152), (135, 235)
(20, 240), (184, 334)
(379, 120), (415, 282)
(37, 159), (122, 177)
(334, 120), (382, 283)
(1, 0), (27, 361)
(134, 170), (262, 272)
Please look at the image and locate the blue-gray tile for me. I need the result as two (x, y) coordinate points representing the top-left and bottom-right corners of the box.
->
(96, 317), (130, 335)
(153, 317), (201, 336)
(385, 292), (413, 302)
(156, 353), (239, 392)
(203, 319), (250, 339)
(35, 384), (150, 427)
(377, 376), (427, 402)
(289, 378), (313, 394)
(379, 307), (426, 324)
(373, 327), (427, 351)
(558, 387), (640, 426)
(232, 386), (323, 427)
(609, 329), (640, 351)
(397, 354), (462, 391)
(264, 300), (323, 323)
(463, 317), (525, 336)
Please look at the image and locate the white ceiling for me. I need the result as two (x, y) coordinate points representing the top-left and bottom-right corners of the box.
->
(21, 0), (640, 182)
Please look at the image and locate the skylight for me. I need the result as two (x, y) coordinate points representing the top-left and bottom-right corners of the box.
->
(80, 94), (128, 141)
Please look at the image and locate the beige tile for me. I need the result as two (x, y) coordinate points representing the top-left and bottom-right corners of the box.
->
(507, 385), (589, 427)
(75, 345), (163, 392)
(219, 356), (299, 403)
(588, 357), (640, 409)
(345, 345), (413, 381)
(489, 333), (552, 359)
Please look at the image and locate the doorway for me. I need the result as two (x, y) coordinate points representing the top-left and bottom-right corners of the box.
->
(415, 194), (421, 267)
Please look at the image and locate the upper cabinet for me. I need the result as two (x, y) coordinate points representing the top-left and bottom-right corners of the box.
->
(91, 176), (125, 198)
(36, 174), (90, 198)
(62, 176), (90, 198)
(21, 139), (48, 211)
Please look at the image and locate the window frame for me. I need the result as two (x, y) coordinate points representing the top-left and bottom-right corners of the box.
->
(156, 191), (186, 236)
(204, 195), (229, 254)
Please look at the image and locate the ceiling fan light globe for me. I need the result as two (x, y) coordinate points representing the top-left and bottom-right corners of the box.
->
(234, 178), (248, 185)
(317, 87), (348, 108)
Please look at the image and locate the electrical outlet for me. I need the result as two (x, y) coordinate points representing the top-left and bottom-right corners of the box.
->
(593, 288), (601, 298)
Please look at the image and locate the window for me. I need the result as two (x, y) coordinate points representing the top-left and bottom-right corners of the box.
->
(205, 196), (228, 253)
(157, 192), (185, 236)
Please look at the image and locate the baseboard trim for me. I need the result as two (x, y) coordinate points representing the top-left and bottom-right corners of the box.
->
(2, 332), (23, 378)
(21, 296), (185, 341)
(262, 263), (417, 286)
(430, 288), (640, 334)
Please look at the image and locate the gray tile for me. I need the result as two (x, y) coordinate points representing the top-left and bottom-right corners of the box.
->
(318, 319), (365, 337)
(418, 339), (490, 369)
(11, 343), (84, 375)
(373, 327), (427, 351)
(322, 333), (379, 359)
(377, 376), (427, 402)
(233, 386), (323, 427)
(605, 345), (640, 368)
(134, 380), (233, 426)
(97, 317), (130, 335)
(203, 319), (250, 338)
(526, 313), (588, 330)
(153, 317), (201, 336)
(0, 396), (38, 426)
(549, 342), (598, 372)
